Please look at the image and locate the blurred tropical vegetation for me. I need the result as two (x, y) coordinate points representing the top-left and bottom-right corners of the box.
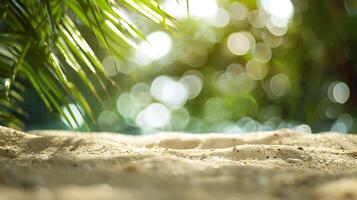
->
(0, 0), (356, 134)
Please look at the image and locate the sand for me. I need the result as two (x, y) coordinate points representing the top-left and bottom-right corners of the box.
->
(0, 125), (357, 200)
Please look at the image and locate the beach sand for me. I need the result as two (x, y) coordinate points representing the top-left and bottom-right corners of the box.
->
(0, 125), (357, 200)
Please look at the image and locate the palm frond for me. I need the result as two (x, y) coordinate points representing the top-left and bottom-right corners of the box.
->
(0, 0), (175, 129)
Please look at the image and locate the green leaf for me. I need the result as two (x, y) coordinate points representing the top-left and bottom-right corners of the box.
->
(0, 0), (174, 130)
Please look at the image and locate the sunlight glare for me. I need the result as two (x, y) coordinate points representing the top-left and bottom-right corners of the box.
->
(162, 0), (218, 19)
(208, 8), (230, 28)
(135, 31), (172, 65)
(260, 0), (294, 27)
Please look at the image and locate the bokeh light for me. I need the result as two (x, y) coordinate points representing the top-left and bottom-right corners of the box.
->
(229, 2), (248, 21)
(131, 83), (152, 105)
(101, 56), (121, 77)
(262, 31), (283, 48)
(294, 124), (312, 133)
(170, 107), (190, 130)
(227, 32), (254, 56)
(328, 82), (350, 104)
(208, 8), (230, 28)
(204, 98), (228, 123)
(260, 0), (294, 27)
(180, 74), (203, 99)
(116, 92), (147, 120)
(97, 110), (119, 131)
(269, 74), (290, 97)
(162, 0), (218, 19)
(266, 21), (288, 36)
(217, 64), (257, 94)
(253, 43), (272, 63)
(135, 103), (171, 129)
(134, 31), (172, 65)
(151, 75), (188, 107)
(246, 59), (268, 80)
(248, 10), (266, 28)
(331, 113), (354, 133)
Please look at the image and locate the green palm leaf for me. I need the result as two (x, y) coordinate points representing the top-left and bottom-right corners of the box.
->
(0, 0), (175, 129)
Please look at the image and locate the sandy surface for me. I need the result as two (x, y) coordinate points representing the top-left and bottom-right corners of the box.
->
(1, 126), (357, 200)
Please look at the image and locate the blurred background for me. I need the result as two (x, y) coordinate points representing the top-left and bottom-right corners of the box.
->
(23, 0), (357, 134)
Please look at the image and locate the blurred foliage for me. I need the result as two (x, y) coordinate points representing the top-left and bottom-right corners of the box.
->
(0, 0), (356, 134)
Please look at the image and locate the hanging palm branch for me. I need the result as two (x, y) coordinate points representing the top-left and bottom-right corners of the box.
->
(0, 0), (176, 129)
